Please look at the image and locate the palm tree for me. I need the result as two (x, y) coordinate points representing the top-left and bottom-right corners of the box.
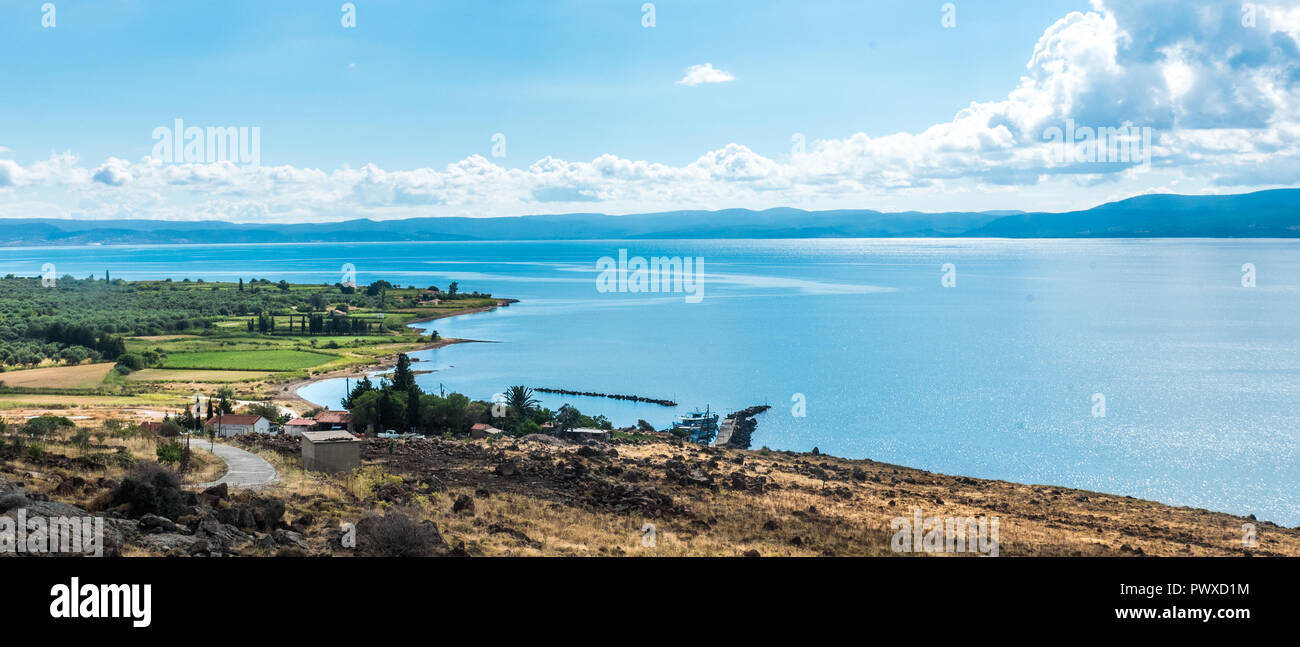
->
(505, 385), (539, 418)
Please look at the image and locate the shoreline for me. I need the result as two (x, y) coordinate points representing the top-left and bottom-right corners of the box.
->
(266, 296), (1293, 529)
(275, 298), (515, 410)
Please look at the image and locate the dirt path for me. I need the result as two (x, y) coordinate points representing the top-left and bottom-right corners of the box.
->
(194, 442), (279, 490)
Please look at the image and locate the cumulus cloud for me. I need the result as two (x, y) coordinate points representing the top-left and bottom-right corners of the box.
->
(92, 158), (133, 186)
(676, 63), (736, 86)
(1, 0), (1298, 221)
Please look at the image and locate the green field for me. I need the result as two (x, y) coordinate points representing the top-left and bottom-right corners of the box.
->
(161, 349), (336, 371)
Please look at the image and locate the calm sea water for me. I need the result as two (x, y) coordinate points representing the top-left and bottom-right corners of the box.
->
(3, 239), (1299, 524)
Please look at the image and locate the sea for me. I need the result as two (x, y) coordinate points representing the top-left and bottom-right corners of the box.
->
(3, 238), (1298, 525)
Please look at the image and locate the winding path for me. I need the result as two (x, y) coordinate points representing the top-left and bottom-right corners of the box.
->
(194, 442), (279, 490)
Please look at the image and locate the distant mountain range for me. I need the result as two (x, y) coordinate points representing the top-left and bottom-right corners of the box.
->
(1, 189), (1296, 246)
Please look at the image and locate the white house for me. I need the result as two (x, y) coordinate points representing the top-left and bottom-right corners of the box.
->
(203, 414), (269, 437)
(283, 418), (316, 437)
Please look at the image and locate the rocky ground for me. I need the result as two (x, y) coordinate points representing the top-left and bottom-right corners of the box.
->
(5, 432), (1299, 557)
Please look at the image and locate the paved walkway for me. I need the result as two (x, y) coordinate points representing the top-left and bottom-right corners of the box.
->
(194, 442), (279, 490)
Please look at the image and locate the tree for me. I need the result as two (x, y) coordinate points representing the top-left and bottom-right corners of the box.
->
(417, 392), (471, 435)
(216, 386), (235, 414)
(391, 354), (417, 392)
(244, 401), (289, 424)
(505, 385), (539, 418)
(72, 429), (91, 455)
(447, 281), (459, 296)
(555, 404), (580, 433)
(365, 280), (393, 297)
(342, 376), (376, 409)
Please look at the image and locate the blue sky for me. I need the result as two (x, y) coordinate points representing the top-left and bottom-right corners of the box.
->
(1, 0), (1298, 221)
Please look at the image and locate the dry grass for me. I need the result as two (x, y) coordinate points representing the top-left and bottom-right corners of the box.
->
(222, 435), (1300, 557)
(0, 363), (115, 388)
(9, 423), (1298, 558)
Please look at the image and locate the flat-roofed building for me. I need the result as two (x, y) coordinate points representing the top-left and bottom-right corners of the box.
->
(301, 430), (361, 473)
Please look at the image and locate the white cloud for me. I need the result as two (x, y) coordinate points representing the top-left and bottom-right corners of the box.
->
(1, 0), (1298, 221)
(676, 63), (735, 86)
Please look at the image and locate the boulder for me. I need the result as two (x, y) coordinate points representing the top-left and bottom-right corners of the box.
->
(194, 518), (250, 550)
(138, 532), (203, 554)
(452, 494), (475, 515)
(139, 513), (178, 533)
(274, 529), (309, 550)
(0, 492), (31, 513)
(201, 483), (229, 500)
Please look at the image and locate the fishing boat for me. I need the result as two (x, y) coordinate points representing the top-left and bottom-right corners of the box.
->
(672, 406), (719, 444)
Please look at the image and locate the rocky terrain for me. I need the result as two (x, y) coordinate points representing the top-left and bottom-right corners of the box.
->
(5, 431), (1299, 557)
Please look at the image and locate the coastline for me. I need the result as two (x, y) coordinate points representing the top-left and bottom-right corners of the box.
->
(276, 298), (516, 410)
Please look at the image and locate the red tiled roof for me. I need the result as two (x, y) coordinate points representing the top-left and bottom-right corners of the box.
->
(314, 410), (352, 424)
(285, 418), (315, 426)
(204, 414), (264, 427)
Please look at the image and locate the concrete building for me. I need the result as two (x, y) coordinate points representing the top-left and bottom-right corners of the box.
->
(203, 414), (269, 438)
(301, 430), (362, 473)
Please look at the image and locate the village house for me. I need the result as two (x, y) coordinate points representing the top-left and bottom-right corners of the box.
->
(470, 423), (503, 439)
(561, 427), (612, 443)
(313, 409), (355, 433)
(282, 418), (316, 437)
(203, 414), (269, 437)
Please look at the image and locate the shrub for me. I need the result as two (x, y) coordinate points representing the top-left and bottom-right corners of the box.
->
(355, 509), (446, 557)
(25, 442), (44, 460)
(110, 461), (187, 519)
(22, 414), (74, 438)
(158, 420), (183, 438)
(115, 353), (144, 371)
(156, 440), (184, 466)
(109, 449), (136, 470)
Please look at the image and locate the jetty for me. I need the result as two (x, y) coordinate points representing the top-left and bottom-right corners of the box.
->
(714, 405), (771, 449)
(534, 387), (677, 407)
(715, 417), (738, 446)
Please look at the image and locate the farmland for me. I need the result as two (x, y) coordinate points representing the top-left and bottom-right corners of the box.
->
(0, 275), (504, 417)
(162, 349), (336, 371)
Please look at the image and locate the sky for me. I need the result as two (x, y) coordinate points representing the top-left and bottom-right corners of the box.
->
(0, 0), (1298, 222)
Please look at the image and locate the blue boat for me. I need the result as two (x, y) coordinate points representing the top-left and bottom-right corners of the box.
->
(672, 406), (719, 444)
